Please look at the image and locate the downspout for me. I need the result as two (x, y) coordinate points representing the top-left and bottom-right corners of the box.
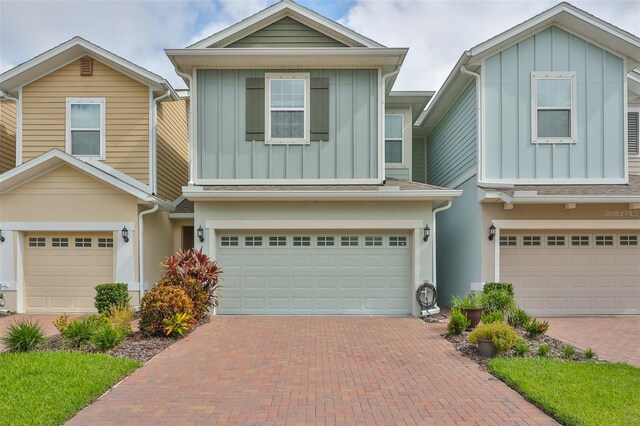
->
(430, 200), (452, 314)
(380, 67), (401, 182)
(460, 65), (482, 182)
(152, 90), (171, 195)
(175, 67), (194, 184)
(138, 203), (159, 302)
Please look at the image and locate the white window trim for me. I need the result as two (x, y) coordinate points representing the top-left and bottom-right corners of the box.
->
(65, 97), (106, 159)
(629, 107), (640, 157)
(264, 72), (310, 145)
(384, 112), (404, 165)
(531, 71), (577, 144)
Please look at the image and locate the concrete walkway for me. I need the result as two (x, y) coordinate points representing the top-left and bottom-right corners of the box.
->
(543, 316), (640, 367)
(68, 317), (555, 425)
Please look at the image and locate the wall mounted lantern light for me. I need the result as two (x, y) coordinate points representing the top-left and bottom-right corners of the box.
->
(121, 226), (130, 243)
(423, 225), (431, 242)
(0, 230), (4, 243)
(197, 225), (205, 243)
(488, 224), (496, 241)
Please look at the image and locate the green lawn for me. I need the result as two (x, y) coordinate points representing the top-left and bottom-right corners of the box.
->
(0, 351), (141, 426)
(488, 357), (640, 426)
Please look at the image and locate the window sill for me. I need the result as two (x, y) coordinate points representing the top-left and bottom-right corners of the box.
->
(265, 140), (311, 146)
(385, 163), (407, 168)
(70, 154), (106, 161)
(531, 139), (576, 144)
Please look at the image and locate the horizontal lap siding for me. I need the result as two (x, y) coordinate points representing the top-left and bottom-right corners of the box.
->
(157, 99), (189, 200)
(197, 69), (378, 180)
(427, 81), (477, 188)
(483, 26), (625, 180)
(0, 100), (17, 173)
(22, 59), (150, 183)
(227, 17), (347, 48)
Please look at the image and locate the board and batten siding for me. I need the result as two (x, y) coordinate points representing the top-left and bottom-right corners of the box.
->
(21, 58), (150, 183)
(157, 99), (189, 200)
(0, 100), (17, 173)
(484, 26), (625, 181)
(226, 17), (347, 48)
(197, 69), (378, 181)
(427, 81), (477, 188)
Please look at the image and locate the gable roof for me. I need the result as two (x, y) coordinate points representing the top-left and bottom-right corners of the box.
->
(0, 37), (178, 99)
(188, 0), (383, 49)
(419, 2), (640, 132)
(0, 149), (173, 209)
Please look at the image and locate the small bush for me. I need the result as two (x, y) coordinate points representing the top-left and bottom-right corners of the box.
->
(62, 315), (110, 349)
(538, 344), (550, 357)
(163, 312), (194, 337)
(468, 322), (523, 353)
(507, 306), (531, 328)
(451, 293), (483, 309)
(525, 318), (549, 337)
(481, 311), (503, 324)
(1, 319), (45, 352)
(107, 304), (134, 337)
(52, 314), (71, 334)
(158, 276), (209, 319)
(91, 323), (124, 351)
(563, 345), (576, 360)
(139, 285), (194, 337)
(481, 287), (515, 315)
(515, 342), (529, 357)
(447, 308), (470, 335)
(585, 348), (596, 359)
(483, 282), (514, 296)
(94, 283), (130, 314)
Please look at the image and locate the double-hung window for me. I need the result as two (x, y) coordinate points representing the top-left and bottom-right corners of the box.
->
(531, 72), (576, 144)
(265, 73), (310, 144)
(66, 97), (106, 158)
(385, 114), (403, 164)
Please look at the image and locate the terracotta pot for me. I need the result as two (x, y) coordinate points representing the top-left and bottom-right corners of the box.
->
(477, 338), (498, 358)
(460, 307), (483, 329)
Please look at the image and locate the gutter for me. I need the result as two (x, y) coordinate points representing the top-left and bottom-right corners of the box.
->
(460, 65), (482, 183)
(138, 204), (159, 301)
(174, 67), (194, 184)
(380, 67), (401, 181)
(151, 90), (171, 195)
(429, 201), (452, 315)
(182, 189), (463, 201)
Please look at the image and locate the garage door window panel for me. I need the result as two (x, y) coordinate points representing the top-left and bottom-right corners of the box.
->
(293, 236), (311, 247)
(620, 235), (638, 246)
(28, 237), (46, 247)
(595, 235), (614, 247)
(317, 236), (335, 247)
(245, 236), (263, 247)
(269, 236), (287, 247)
(389, 236), (407, 247)
(547, 235), (565, 246)
(523, 236), (541, 246)
(365, 236), (383, 247)
(221, 236), (239, 247)
(98, 238), (113, 248)
(52, 237), (69, 248)
(500, 236), (517, 247)
(341, 236), (359, 247)
(571, 235), (589, 247)
(74, 238), (92, 248)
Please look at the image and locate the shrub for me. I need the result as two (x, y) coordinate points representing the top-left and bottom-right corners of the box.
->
(157, 276), (209, 319)
(481, 285), (515, 315)
(163, 312), (194, 337)
(139, 285), (194, 337)
(538, 344), (550, 357)
(447, 308), (470, 335)
(62, 315), (110, 349)
(1, 319), (45, 352)
(515, 342), (529, 357)
(451, 293), (483, 309)
(94, 283), (130, 314)
(525, 318), (549, 337)
(507, 306), (531, 328)
(563, 345), (576, 360)
(52, 314), (71, 334)
(585, 348), (596, 359)
(107, 304), (135, 337)
(481, 311), (503, 324)
(91, 322), (124, 351)
(468, 322), (523, 353)
(161, 248), (222, 313)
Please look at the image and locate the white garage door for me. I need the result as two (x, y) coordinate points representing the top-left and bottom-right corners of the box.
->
(25, 233), (115, 313)
(217, 232), (412, 315)
(500, 231), (640, 315)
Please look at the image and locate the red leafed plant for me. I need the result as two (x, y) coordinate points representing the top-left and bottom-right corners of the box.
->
(161, 248), (222, 315)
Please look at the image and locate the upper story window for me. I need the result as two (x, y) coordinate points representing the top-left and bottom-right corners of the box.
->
(629, 109), (639, 156)
(265, 73), (310, 145)
(531, 72), (576, 144)
(385, 114), (403, 164)
(66, 97), (106, 159)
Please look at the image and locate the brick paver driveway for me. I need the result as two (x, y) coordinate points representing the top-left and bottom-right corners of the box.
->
(69, 317), (553, 425)
(543, 316), (640, 367)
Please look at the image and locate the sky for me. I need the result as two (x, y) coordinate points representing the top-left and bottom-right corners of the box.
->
(1, 0), (638, 92)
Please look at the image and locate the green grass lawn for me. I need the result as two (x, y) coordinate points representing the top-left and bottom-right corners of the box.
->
(0, 351), (141, 426)
(488, 357), (640, 426)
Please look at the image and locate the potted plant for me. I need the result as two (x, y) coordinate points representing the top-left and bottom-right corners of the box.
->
(452, 293), (483, 329)
(468, 322), (523, 358)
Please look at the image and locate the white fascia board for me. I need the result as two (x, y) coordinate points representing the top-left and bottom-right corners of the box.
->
(182, 189), (462, 202)
(187, 1), (383, 49)
(479, 190), (640, 204)
(168, 213), (194, 219)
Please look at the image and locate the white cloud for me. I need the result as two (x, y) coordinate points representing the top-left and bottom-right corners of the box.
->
(342, 0), (640, 91)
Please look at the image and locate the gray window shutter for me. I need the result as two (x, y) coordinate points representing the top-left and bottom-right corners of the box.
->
(310, 78), (329, 141)
(629, 111), (639, 155)
(245, 78), (265, 141)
